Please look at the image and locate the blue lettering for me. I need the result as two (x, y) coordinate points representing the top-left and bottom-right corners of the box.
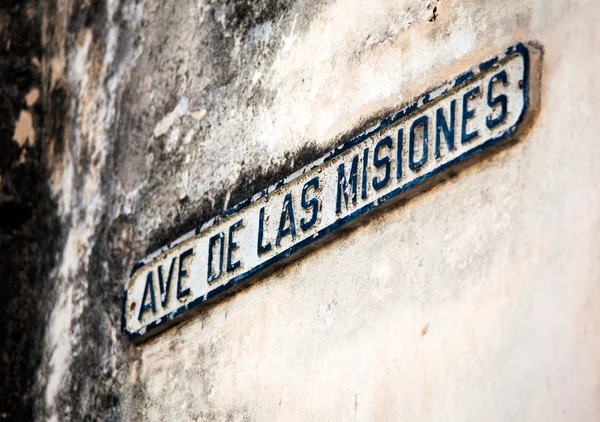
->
(486, 70), (508, 129)
(157, 257), (176, 307)
(373, 136), (392, 190)
(177, 248), (193, 299)
(207, 233), (224, 283)
(336, 155), (359, 214)
(435, 99), (456, 158)
(361, 147), (369, 199)
(396, 128), (404, 179)
(138, 271), (156, 321)
(461, 86), (480, 144)
(227, 220), (243, 272)
(300, 177), (320, 231)
(257, 207), (272, 256)
(276, 193), (297, 247)
(409, 115), (429, 171)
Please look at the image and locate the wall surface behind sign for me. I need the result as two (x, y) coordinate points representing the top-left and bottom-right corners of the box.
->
(3, 0), (599, 420)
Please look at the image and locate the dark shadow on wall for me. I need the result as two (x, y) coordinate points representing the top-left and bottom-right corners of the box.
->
(0, 1), (60, 420)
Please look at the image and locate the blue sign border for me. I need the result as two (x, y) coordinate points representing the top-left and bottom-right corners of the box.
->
(123, 42), (532, 342)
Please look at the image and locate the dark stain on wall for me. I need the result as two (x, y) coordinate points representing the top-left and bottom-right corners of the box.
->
(142, 142), (328, 255)
(2, 0), (339, 419)
(114, 0), (334, 261)
(0, 0), (61, 420)
(44, 1), (131, 419)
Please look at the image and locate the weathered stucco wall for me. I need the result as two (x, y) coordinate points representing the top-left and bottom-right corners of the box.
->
(1, 0), (599, 420)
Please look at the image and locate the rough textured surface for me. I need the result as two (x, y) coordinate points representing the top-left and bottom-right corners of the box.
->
(35, 2), (144, 420)
(0, 1), (53, 420)
(1, 0), (599, 420)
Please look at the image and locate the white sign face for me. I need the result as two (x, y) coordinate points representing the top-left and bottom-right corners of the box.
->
(123, 42), (536, 342)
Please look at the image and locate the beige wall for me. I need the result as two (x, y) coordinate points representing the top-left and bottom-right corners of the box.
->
(36, 0), (600, 420)
(117, 0), (600, 420)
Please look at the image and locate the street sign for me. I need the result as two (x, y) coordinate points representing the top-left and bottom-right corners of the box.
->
(123, 42), (537, 343)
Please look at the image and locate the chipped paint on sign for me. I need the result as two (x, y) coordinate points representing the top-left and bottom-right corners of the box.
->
(123, 42), (537, 342)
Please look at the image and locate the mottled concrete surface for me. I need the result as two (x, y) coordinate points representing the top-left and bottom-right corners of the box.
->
(1, 0), (599, 420)
(0, 1), (52, 420)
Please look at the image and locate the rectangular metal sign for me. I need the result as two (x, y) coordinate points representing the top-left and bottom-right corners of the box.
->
(123, 42), (537, 342)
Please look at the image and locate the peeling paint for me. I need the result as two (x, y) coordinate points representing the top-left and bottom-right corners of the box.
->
(153, 97), (189, 138)
(26, 88), (40, 107)
(189, 109), (207, 121)
(12, 110), (35, 147)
